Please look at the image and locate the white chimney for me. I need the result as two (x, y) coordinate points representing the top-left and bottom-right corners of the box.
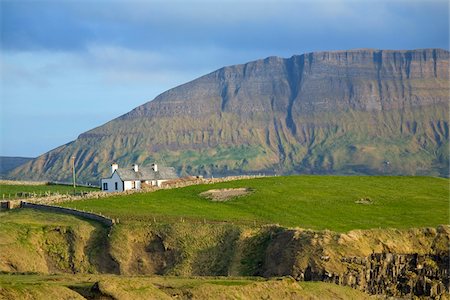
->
(133, 164), (139, 172)
(111, 163), (118, 174)
(152, 163), (158, 172)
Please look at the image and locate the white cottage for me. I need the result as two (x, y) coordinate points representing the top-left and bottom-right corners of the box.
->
(101, 163), (178, 192)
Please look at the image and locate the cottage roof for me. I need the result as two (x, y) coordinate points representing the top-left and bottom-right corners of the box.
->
(115, 166), (178, 181)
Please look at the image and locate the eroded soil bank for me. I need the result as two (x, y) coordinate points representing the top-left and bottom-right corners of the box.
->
(1, 215), (448, 299)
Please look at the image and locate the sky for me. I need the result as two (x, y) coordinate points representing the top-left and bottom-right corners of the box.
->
(0, 0), (448, 157)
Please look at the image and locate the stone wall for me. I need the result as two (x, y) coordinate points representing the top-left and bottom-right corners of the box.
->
(0, 200), (21, 210)
(158, 175), (267, 190)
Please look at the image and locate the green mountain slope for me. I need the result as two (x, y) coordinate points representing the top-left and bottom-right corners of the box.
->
(9, 49), (449, 183)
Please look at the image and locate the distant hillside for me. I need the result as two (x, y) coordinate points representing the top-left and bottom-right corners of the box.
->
(8, 48), (450, 183)
(0, 156), (33, 175)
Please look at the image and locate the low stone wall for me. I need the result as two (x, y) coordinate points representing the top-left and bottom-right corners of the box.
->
(159, 175), (268, 189)
(20, 201), (115, 227)
(0, 200), (21, 210)
(0, 180), (48, 185)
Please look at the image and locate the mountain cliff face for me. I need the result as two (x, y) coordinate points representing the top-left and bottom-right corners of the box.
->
(9, 49), (450, 183)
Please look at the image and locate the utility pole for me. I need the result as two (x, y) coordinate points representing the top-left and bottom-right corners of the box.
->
(72, 156), (76, 193)
(383, 160), (390, 174)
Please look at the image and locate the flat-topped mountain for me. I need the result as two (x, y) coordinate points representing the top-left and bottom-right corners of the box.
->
(9, 49), (449, 183)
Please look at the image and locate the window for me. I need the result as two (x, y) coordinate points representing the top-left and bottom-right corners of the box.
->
(103, 182), (108, 190)
(115, 182), (118, 190)
(131, 181), (136, 189)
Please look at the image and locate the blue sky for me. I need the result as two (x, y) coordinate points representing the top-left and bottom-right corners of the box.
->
(1, 0), (448, 157)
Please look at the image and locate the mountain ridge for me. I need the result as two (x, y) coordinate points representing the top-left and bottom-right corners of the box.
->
(8, 48), (450, 183)
(0, 156), (34, 176)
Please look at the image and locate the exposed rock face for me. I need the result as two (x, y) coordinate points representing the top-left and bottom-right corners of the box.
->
(296, 253), (448, 298)
(263, 225), (450, 299)
(129, 49), (448, 117)
(9, 49), (450, 183)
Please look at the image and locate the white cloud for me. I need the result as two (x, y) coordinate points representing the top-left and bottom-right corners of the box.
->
(85, 44), (169, 70)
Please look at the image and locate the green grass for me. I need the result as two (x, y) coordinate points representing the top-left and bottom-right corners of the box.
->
(0, 274), (372, 300)
(0, 209), (96, 227)
(0, 209), (105, 274)
(0, 184), (99, 199)
(0, 274), (258, 288)
(61, 175), (449, 232)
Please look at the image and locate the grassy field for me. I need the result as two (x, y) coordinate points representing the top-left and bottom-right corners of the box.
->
(0, 208), (97, 227)
(61, 175), (449, 232)
(0, 274), (372, 300)
(0, 209), (108, 275)
(0, 183), (99, 199)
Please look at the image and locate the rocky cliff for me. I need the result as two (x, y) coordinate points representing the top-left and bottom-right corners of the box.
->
(9, 49), (449, 183)
(263, 225), (449, 299)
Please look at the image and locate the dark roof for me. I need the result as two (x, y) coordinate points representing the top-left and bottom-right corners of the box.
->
(115, 166), (178, 181)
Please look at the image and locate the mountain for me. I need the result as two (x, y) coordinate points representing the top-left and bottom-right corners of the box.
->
(8, 49), (449, 183)
(0, 156), (34, 177)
